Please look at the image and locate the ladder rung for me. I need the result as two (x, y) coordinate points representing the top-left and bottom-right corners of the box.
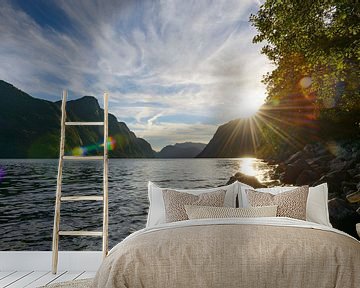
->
(65, 122), (104, 126)
(59, 231), (103, 237)
(61, 196), (103, 201)
(63, 156), (104, 160)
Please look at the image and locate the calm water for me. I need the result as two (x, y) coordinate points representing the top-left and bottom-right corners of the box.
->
(0, 158), (277, 251)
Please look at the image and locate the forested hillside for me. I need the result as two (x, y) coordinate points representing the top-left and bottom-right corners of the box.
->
(0, 80), (155, 158)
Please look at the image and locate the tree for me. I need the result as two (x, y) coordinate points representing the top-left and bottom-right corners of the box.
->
(250, 0), (360, 158)
(250, 0), (359, 110)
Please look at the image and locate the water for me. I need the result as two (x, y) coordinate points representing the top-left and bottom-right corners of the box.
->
(0, 158), (277, 251)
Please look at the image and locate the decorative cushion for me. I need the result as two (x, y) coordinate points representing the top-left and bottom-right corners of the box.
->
(239, 183), (332, 227)
(162, 189), (226, 223)
(184, 205), (278, 219)
(246, 186), (309, 220)
(146, 181), (239, 227)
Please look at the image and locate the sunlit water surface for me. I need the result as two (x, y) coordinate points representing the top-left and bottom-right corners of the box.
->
(0, 158), (277, 250)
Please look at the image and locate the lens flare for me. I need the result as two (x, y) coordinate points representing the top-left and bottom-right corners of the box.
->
(72, 147), (85, 156)
(107, 136), (116, 151)
(0, 166), (6, 183)
(69, 137), (116, 156)
(299, 76), (312, 89)
(323, 97), (336, 108)
(326, 141), (341, 156)
(99, 136), (116, 151)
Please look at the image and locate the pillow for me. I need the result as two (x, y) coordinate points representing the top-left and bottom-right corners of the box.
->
(184, 205), (278, 219)
(246, 186), (309, 220)
(146, 181), (239, 227)
(162, 189), (226, 223)
(239, 183), (331, 227)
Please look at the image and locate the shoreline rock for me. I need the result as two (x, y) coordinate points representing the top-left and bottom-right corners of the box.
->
(226, 172), (266, 188)
(271, 140), (360, 239)
(227, 140), (360, 239)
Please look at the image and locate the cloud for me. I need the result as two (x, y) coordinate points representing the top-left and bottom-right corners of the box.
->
(0, 0), (272, 149)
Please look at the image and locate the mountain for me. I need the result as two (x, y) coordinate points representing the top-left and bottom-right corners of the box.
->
(157, 142), (207, 158)
(197, 119), (256, 158)
(0, 80), (155, 158)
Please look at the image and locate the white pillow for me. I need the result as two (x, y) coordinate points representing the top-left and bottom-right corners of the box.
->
(146, 181), (239, 227)
(239, 183), (331, 227)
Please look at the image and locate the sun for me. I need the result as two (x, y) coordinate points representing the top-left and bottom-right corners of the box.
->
(238, 94), (265, 118)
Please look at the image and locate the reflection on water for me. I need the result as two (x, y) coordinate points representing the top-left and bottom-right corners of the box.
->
(238, 157), (279, 184)
(239, 158), (258, 179)
(0, 158), (277, 251)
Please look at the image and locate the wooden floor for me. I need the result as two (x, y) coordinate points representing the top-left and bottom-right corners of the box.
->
(0, 270), (95, 288)
(0, 251), (102, 288)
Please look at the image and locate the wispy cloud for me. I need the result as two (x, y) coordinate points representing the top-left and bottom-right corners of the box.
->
(0, 0), (271, 150)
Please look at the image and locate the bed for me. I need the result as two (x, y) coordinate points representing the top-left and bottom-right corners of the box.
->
(92, 181), (360, 288)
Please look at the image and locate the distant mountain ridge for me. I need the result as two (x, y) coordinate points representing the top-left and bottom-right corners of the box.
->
(0, 80), (155, 158)
(0, 80), (265, 159)
(157, 142), (206, 158)
(197, 119), (256, 158)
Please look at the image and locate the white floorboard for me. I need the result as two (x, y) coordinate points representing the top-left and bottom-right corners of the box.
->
(6, 272), (48, 288)
(0, 272), (16, 282)
(0, 271), (32, 288)
(21, 271), (66, 288)
(0, 271), (95, 288)
(0, 251), (102, 271)
(0, 250), (99, 287)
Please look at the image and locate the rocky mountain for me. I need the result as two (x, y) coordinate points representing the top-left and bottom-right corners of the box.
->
(197, 119), (256, 158)
(0, 80), (155, 158)
(157, 142), (206, 158)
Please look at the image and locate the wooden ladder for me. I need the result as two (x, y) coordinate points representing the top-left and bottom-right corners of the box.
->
(52, 90), (109, 274)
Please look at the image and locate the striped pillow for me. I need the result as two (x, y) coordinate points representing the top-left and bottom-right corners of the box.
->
(184, 205), (278, 219)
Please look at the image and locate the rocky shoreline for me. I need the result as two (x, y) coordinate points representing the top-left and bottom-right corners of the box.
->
(228, 140), (360, 240)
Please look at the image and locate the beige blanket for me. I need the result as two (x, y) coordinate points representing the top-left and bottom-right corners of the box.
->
(93, 220), (360, 288)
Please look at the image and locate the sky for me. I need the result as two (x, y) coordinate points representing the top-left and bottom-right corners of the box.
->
(0, 0), (272, 151)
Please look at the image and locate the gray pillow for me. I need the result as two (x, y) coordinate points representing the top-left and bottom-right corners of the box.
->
(246, 186), (309, 220)
(162, 189), (226, 223)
